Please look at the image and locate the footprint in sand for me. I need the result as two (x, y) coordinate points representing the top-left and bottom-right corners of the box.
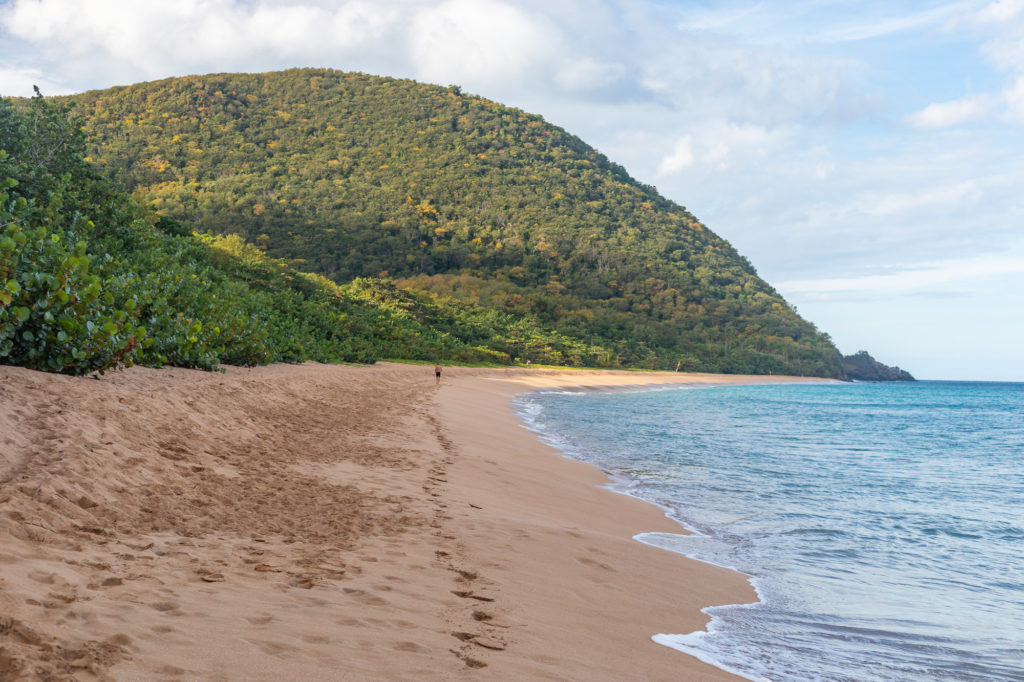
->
(451, 590), (495, 602)
(156, 665), (186, 676)
(472, 610), (513, 628)
(150, 601), (181, 614)
(246, 639), (297, 657)
(393, 641), (429, 653)
(27, 571), (59, 585)
(452, 631), (506, 651)
(471, 635), (505, 650)
(449, 649), (488, 669)
(341, 588), (389, 606)
(388, 619), (418, 630)
(576, 556), (615, 572)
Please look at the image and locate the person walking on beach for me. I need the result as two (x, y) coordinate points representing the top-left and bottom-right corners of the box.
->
(434, 364), (442, 384)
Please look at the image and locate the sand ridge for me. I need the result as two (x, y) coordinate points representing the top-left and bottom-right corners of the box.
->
(0, 362), (827, 680)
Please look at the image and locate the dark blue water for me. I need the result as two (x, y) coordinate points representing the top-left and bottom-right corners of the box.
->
(516, 381), (1024, 681)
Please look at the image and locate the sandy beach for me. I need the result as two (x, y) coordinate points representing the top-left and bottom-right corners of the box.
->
(0, 362), (825, 680)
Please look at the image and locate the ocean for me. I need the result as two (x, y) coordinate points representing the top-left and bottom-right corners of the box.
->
(515, 380), (1024, 681)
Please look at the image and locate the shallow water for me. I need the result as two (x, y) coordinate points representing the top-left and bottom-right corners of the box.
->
(517, 381), (1024, 681)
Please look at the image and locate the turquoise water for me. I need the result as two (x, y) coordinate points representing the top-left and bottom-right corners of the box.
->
(516, 381), (1024, 681)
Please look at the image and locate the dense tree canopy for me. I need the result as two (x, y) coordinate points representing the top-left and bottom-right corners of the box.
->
(1, 91), (602, 374)
(58, 69), (842, 377)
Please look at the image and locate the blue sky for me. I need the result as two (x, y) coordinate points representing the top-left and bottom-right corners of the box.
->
(2, 0), (1022, 380)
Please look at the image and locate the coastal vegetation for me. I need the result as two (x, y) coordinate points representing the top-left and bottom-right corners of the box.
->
(3, 69), (847, 376)
(0, 92), (602, 374)
(64, 69), (843, 377)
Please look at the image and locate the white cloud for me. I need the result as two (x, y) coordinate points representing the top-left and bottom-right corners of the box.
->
(409, 0), (558, 87)
(947, 0), (1024, 128)
(779, 250), (1024, 299)
(0, 66), (72, 96)
(0, 0), (407, 82)
(1003, 74), (1024, 120)
(657, 136), (694, 175)
(674, 1), (980, 48)
(674, 3), (764, 34)
(654, 120), (785, 178)
(904, 94), (995, 128)
(860, 180), (984, 217)
(554, 57), (627, 94)
(0, 0), (870, 121)
(976, 0), (1024, 24)
(816, 2), (973, 43)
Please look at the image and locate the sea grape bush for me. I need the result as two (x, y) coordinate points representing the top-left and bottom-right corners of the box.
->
(0, 94), (274, 372)
(0, 163), (143, 373)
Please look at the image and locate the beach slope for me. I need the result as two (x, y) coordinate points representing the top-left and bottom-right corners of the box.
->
(0, 362), (820, 680)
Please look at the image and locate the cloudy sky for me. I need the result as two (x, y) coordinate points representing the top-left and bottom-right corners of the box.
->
(2, 0), (1022, 380)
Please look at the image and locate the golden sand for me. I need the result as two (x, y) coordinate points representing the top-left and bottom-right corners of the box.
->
(0, 362), (825, 680)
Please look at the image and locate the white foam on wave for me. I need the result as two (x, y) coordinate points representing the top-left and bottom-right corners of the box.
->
(652, 632), (769, 681)
(633, 531), (752, 578)
(512, 394), (589, 460)
(635, 530), (776, 681)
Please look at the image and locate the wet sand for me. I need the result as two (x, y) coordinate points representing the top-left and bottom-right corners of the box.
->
(0, 362), (825, 680)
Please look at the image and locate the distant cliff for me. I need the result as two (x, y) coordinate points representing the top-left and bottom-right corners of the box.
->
(842, 351), (915, 381)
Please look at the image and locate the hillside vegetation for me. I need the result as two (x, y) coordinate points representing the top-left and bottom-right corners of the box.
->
(1, 92), (603, 374)
(62, 69), (843, 377)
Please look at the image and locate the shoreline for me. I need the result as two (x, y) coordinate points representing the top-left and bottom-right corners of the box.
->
(0, 362), (829, 680)
(435, 365), (829, 680)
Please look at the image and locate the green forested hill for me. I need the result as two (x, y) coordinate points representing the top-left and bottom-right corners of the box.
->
(62, 69), (842, 376)
(2, 93), (602, 374)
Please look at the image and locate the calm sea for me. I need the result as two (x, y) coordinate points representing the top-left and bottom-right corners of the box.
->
(516, 380), (1024, 681)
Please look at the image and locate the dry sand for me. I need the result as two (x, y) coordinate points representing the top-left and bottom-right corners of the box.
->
(0, 362), (826, 680)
